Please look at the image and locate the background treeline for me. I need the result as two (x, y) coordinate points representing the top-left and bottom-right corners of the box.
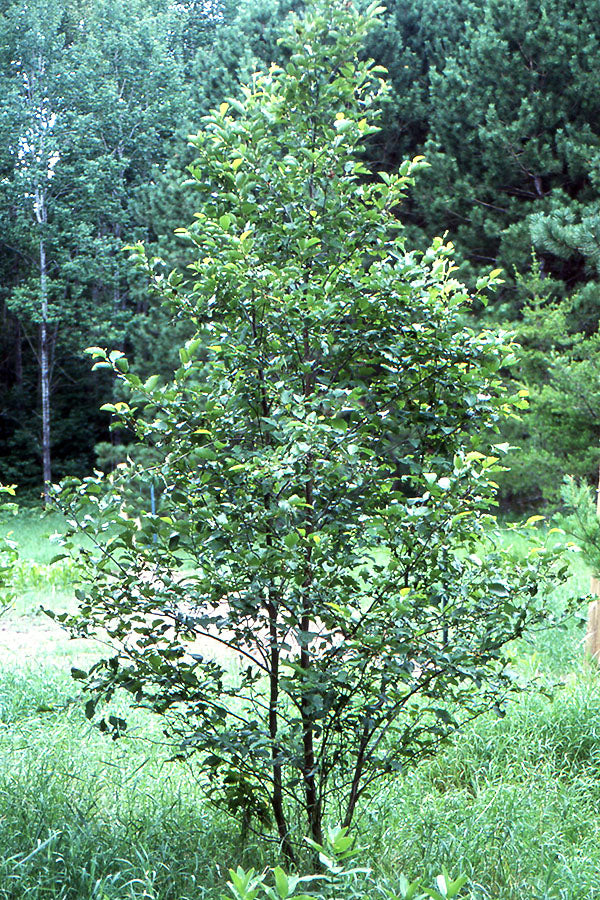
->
(2, 0), (600, 507)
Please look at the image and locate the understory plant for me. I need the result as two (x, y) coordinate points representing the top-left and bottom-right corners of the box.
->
(223, 826), (470, 900)
(53, 0), (567, 862)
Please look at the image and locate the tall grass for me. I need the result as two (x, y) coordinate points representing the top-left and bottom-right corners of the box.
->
(367, 677), (600, 899)
(0, 665), (241, 900)
(363, 554), (599, 900)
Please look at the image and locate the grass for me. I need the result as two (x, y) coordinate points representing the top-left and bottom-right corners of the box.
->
(370, 680), (600, 899)
(0, 664), (240, 899)
(1, 511), (599, 898)
(0, 509), (67, 565)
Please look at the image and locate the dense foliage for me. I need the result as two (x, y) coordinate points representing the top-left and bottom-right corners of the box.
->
(53, 0), (567, 858)
(2, 0), (600, 507)
(0, 0), (286, 496)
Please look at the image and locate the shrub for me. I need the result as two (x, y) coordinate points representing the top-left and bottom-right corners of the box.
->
(53, 0), (567, 861)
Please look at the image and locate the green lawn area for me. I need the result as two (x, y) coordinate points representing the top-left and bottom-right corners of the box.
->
(0, 510), (598, 899)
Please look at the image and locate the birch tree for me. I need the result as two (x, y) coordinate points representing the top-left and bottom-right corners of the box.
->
(0, 0), (64, 503)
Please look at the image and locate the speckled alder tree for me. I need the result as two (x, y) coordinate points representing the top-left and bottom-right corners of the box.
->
(55, 0), (566, 861)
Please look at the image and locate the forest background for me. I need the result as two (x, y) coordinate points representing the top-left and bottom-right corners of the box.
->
(1, 0), (599, 509)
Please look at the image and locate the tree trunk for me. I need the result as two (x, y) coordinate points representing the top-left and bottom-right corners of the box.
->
(299, 318), (322, 847)
(39, 235), (52, 506)
(300, 492), (322, 846)
(267, 606), (296, 864)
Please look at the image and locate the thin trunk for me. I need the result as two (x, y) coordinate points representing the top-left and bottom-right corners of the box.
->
(300, 317), (322, 844)
(255, 295), (295, 861)
(300, 522), (322, 844)
(343, 724), (370, 828)
(26, 57), (53, 505)
(40, 235), (51, 506)
(267, 598), (296, 864)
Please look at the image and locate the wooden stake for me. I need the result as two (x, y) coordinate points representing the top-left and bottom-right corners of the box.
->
(585, 465), (600, 662)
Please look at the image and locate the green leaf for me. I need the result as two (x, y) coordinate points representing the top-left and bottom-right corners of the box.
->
(273, 867), (289, 899)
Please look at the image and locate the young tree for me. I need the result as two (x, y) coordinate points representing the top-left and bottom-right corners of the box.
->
(55, 0), (566, 859)
(494, 259), (600, 507)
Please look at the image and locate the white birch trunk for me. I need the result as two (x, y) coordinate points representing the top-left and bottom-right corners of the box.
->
(40, 235), (51, 505)
(34, 181), (51, 506)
